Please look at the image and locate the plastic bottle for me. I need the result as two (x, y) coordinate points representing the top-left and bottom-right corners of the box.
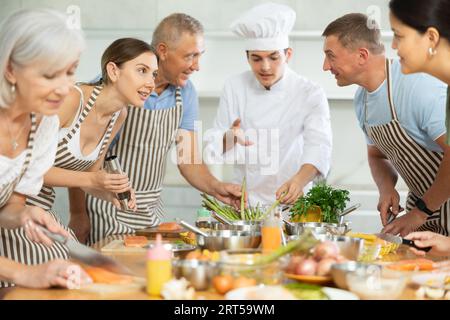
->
(261, 207), (282, 253)
(196, 208), (211, 224)
(146, 234), (172, 296)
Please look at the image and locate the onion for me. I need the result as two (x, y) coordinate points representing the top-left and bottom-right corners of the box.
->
(316, 258), (336, 276)
(313, 241), (340, 261)
(295, 258), (317, 276)
(286, 256), (304, 274)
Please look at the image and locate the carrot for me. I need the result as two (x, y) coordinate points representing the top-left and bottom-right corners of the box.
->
(387, 259), (435, 271)
(83, 266), (134, 284)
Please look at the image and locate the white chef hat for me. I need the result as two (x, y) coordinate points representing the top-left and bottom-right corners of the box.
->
(230, 2), (296, 51)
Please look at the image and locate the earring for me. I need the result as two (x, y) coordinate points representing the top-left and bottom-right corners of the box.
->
(428, 47), (437, 56)
(11, 83), (15, 93)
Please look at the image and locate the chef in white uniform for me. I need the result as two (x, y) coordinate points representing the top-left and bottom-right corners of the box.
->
(206, 3), (332, 205)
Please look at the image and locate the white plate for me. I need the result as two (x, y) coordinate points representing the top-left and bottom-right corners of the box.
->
(225, 285), (359, 300)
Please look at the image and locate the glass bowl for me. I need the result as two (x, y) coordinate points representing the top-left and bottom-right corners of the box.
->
(216, 249), (287, 286)
(346, 267), (407, 300)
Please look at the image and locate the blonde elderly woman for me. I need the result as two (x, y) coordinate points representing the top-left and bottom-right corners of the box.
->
(0, 9), (91, 288)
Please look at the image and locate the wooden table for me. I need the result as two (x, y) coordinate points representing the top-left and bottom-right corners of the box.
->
(0, 235), (444, 300)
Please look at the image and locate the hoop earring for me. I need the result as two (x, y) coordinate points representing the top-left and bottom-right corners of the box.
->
(428, 47), (437, 56)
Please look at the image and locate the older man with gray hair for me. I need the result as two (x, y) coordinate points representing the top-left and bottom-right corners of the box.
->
(84, 14), (243, 244)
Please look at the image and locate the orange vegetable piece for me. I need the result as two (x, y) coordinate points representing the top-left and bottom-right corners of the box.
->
(387, 258), (435, 271)
(124, 236), (148, 247)
(83, 266), (134, 284)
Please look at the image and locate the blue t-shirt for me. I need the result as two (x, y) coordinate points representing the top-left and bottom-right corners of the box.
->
(144, 80), (199, 131)
(354, 59), (448, 152)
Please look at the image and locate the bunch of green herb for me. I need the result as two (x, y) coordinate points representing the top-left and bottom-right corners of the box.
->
(290, 183), (350, 223)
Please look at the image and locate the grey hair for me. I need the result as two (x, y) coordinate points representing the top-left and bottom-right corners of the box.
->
(0, 9), (85, 108)
(151, 13), (204, 49)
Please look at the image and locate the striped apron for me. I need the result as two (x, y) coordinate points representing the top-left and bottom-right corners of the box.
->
(86, 88), (183, 245)
(26, 85), (119, 210)
(364, 59), (450, 236)
(0, 86), (119, 288)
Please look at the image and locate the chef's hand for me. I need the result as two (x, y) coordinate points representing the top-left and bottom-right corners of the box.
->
(404, 231), (450, 257)
(110, 188), (137, 212)
(276, 177), (303, 204)
(378, 189), (403, 226)
(91, 169), (131, 194)
(223, 119), (254, 152)
(13, 259), (93, 289)
(381, 208), (427, 237)
(21, 206), (71, 247)
(210, 181), (245, 209)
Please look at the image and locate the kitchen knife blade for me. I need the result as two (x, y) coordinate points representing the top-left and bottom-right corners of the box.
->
(376, 232), (432, 252)
(37, 226), (134, 275)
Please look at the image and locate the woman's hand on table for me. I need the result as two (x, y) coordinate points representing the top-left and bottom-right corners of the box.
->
(22, 206), (71, 247)
(404, 231), (450, 257)
(13, 259), (93, 289)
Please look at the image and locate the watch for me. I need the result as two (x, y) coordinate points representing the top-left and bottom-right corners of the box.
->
(414, 198), (435, 216)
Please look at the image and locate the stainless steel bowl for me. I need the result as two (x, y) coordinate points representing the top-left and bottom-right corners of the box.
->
(330, 262), (381, 290)
(172, 259), (217, 290)
(197, 230), (262, 251)
(195, 220), (262, 232)
(284, 222), (342, 236)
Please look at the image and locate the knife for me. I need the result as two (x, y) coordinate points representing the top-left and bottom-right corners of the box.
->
(37, 226), (134, 275)
(375, 232), (432, 252)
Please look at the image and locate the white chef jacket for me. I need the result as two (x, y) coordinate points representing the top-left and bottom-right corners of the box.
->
(206, 66), (332, 205)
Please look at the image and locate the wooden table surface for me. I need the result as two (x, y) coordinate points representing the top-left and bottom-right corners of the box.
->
(1, 235), (444, 300)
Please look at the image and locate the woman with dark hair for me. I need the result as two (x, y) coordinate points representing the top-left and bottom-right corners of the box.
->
(389, 0), (450, 82)
(389, 0), (450, 256)
(25, 38), (159, 243)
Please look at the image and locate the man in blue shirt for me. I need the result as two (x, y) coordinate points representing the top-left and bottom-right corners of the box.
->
(322, 13), (449, 236)
(146, 14), (243, 207)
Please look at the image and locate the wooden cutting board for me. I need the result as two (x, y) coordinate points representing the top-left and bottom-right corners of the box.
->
(101, 239), (149, 253)
(135, 226), (185, 238)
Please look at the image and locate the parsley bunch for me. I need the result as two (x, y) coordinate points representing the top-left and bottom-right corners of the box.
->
(290, 183), (350, 223)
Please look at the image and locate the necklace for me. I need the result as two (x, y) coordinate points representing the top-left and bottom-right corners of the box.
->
(0, 110), (27, 151)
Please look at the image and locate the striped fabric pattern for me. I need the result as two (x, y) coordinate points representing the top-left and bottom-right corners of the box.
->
(86, 88), (183, 245)
(26, 85), (119, 210)
(364, 59), (449, 236)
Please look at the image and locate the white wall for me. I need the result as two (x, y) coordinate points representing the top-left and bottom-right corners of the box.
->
(2, 0), (405, 232)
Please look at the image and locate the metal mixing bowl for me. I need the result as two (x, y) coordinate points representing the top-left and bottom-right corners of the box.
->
(196, 230), (262, 251)
(284, 222), (343, 236)
(172, 259), (217, 290)
(195, 220), (262, 232)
